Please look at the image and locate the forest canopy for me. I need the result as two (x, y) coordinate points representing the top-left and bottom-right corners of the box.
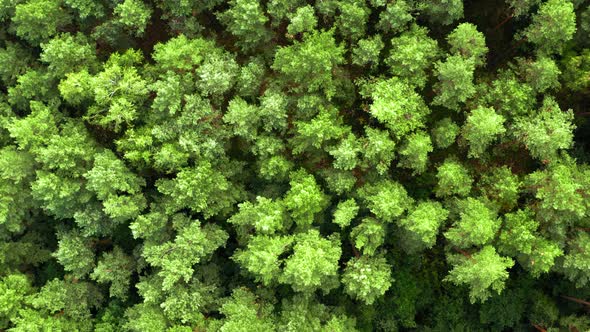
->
(1, 0), (590, 331)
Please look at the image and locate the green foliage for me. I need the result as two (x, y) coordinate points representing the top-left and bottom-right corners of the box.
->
(461, 106), (506, 158)
(218, 0), (270, 51)
(435, 159), (473, 197)
(143, 218), (228, 290)
(385, 25), (439, 88)
(233, 235), (293, 285)
(336, 1), (369, 41)
(432, 55), (476, 110)
(445, 197), (500, 248)
(416, 0), (463, 25)
(514, 97), (575, 162)
(279, 230), (341, 293)
(377, 0), (413, 33)
(91, 247), (134, 299)
(272, 30), (344, 98)
(447, 23), (488, 65)
(516, 56), (561, 93)
(219, 288), (275, 331)
(358, 180), (413, 222)
(333, 199), (359, 228)
(228, 196), (287, 235)
(12, 0), (71, 45)
(445, 246), (514, 303)
(432, 118), (459, 149)
(399, 201), (448, 249)
(1, 1), (590, 329)
(156, 162), (243, 217)
(561, 49), (590, 91)
(53, 229), (95, 278)
(350, 217), (385, 256)
(284, 170), (329, 227)
(523, 0), (576, 55)
(0, 273), (34, 327)
(342, 256), (393, 305)
(398, 131), (433, 174)
(352, 35), (384, 68)
(562, 231), (590, 287)
(369, 78), (430, 137)
(480, 166), (521, 210)
(287, 5), (316, 35)
(114, 0), (152, 36)
(0, 42), (34, 86)
(362, 127), (396, 174)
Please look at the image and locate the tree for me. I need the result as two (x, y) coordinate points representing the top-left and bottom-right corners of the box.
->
(228, 196), (287, 235)
(87, 59), (149, 131)
(272, 30), (344, 98)
(0, 273), (34, 328)
(329, 134), (361, 171)
(483, 70), (536, 117)
(142, 219), (228, 290)
(342, 256), (393, 305)
(84, 150), (146, 222)
(432, 55), (476, 110)
(562, 232), (590, 287)
(398, 201), (449, 249)
(63, 0), (105, 19)
(52, 229), (95, 278)
(350, 217), (385, 256)
(498, 209), (562, 276)
(156, 162), (244, 218)
(114, 0), (152, 36)
(358, 180), (413, 222)
(398, 131), (433, 174)
(461, 106), (506, 158)
(445, 246), (514, 303)
(435, 159), (473, 197)
(0, 147), (36, 233)
(416, 0), (463, 25)
(11, 0), (71, 45)
(218, 288), (275, 332)
(444, 197), (500, 248)
(332, 199), (359, 228)
(218, 0), (270, 51)
(523, 0), (576, 55)
(91, 246), (135, 299)
(336, 0), (370, 41)
(526, 161), (587, 223)
(479, 166), (520, 211)
(376, 0), (413, 33)
(561, 49), (590, 92)
(352, 35), (384, 69)
(0, 42), (35, 86)
(369, 78), (430, 138)
(287, 5), (317, 35)
(514, 97), (575, 162)
(279, 230), (341, 293)
(431, 118), (459, 149)
(283, 170), (329, 228)
(506, 0), (542, 17)
(362, 127), (396, 175)
(516, 56), (561, 93)
(447, 23), (488, 66)
(385, 25), (439, 88)
(233, 235), (293, 285)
